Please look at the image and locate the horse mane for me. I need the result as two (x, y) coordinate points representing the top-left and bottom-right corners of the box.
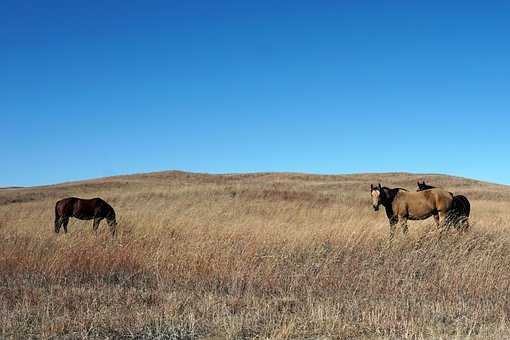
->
(380, 186), (407, 192)
(379, 186), (407, 204)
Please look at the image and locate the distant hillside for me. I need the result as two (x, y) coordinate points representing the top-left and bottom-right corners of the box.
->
(1, 170), (509, 207)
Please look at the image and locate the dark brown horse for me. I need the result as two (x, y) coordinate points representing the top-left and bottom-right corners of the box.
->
(55, 197), (117, 235)
(417, 181), (470, 230)
(371, 183), (454, 239)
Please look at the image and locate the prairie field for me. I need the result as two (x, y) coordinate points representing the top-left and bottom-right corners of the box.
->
(2, 171), (510, 339)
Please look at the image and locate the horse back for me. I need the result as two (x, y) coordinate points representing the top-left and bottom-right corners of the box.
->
(396, 188), (453, 215)
(426, 188), (454, 210)
(56, 197), (112, 220)
(55, 197), (78, 216)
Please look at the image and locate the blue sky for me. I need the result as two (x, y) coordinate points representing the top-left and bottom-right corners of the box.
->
(2, 1), (509, 186)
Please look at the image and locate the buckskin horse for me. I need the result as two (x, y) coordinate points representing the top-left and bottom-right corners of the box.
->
(54, 197), (117, 235)
(417, 181), (470, 230)
(370, 183), (454, 239)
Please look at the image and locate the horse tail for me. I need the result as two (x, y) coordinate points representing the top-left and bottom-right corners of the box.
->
(452, 196), (461, 215)
(453, 195), (470, 217)
(459, 195), (470, 217)
(450, 195), (471, 231)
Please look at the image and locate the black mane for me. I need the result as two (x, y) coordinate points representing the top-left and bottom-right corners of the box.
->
(379, 186), (406, 204)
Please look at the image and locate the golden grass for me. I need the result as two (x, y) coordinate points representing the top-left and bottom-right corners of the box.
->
(1, 171), (510, 339)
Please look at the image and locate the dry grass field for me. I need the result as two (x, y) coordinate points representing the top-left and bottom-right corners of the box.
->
(1, 171), (510, 339)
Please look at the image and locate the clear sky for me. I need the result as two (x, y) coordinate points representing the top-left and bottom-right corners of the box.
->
(2, 1), (510, 186)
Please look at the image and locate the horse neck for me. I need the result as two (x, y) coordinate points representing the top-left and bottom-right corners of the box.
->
(105, 207), (116, 221)
(380, 188), (401, 217)
(381, 188), (400, 203)
(382, 203), (394, 220)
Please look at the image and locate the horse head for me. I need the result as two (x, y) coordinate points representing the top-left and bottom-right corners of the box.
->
(417, 181), (434, 191)
(106, 209), (117, 236)
(370, 183), (383, 211)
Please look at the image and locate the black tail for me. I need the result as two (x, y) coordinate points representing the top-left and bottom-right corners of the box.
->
(459, 195), (470, 217)
(452, 195), (470, 217)
(447, 195), (470, 231)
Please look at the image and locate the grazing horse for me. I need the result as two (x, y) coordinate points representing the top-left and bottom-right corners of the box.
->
(55, 197), (117, 235)
(417, 181), (470, 230)
(370, 183), (454, 239)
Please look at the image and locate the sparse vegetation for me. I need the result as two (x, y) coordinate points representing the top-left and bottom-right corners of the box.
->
(1, 171), (510, 339)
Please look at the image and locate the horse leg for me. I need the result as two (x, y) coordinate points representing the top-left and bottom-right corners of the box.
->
(55, 217), (62, 233)
(389, 218), (397, 240)
(54, 212), (61, 233)
(437, 211), (453, 239)
(439, 211), (450, 226)
(107, 220), (116, 237)
(433, 214), (440, 227)
(93, 217), (102, 233)
(400, 216), (408, 235)
(62, 217), (69, 233)
(460, 217), (470, 232)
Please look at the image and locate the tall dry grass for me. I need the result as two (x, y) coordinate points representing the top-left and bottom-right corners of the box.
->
(1, 171), (510, 338)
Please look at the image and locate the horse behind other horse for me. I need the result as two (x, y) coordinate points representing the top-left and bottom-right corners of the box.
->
(417, 181), (470, 230)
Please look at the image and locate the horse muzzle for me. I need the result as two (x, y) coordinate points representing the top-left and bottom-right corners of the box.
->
(373, 205), (379, 212)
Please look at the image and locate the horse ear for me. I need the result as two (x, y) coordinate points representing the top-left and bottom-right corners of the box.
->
(378, 183), (382, 189)
(371, 184), (373, 190)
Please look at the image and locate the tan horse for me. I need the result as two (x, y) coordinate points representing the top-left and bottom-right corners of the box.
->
(370, 183), (454, 239)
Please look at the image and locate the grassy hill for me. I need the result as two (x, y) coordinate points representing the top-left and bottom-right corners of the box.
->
(1, 171), (510, 338)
